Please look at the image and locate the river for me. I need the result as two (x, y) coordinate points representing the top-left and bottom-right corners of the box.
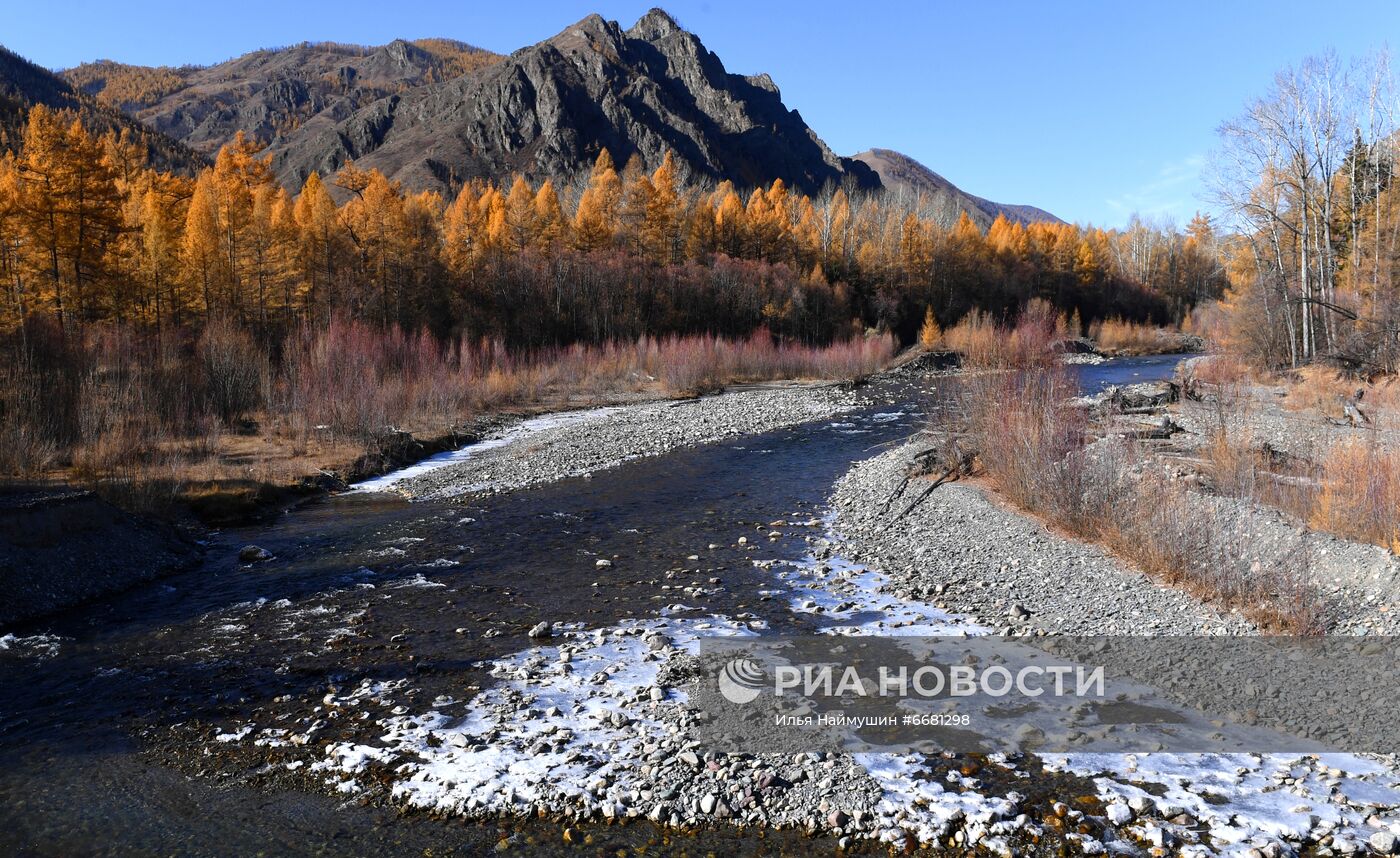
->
(0, 356), (1186, 857)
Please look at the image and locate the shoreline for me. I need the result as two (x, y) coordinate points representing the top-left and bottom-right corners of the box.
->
(828, 442), (1255, 636)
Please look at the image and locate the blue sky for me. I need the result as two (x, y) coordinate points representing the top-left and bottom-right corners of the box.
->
(9, 1), (1399, 227)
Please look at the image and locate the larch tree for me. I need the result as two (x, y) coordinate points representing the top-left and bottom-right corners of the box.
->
(532, 179), (567, 249)
(443, 182), (487, 274)
(503, 176), (539, 253)
(293, 172), (342, 318)
(17, 107), (124, 329)
(572, 150), (621, 252)
(182, 170), (223, 319)
(644, 152), (682, 263)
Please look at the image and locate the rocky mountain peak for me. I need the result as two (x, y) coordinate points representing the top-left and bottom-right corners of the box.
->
(628, 7), (684, 41)
(251, 9), (879, 195)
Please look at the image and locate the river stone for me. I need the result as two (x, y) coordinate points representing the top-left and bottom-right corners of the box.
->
(239, 545), (273, 563)
(1105, 802), (1132, 825)
(527, 622), (552, 639)
(1371, 832), (1399, 854)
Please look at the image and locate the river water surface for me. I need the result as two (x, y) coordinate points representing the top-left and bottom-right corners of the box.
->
(0, 357), (1183, 857)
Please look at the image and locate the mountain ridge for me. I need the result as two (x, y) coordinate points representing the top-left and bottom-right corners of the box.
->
(852, 148), (1062, 228)
(257, 8), (879, 195)
(0, 46), (200, 172)
(6, 8), (1060, 224)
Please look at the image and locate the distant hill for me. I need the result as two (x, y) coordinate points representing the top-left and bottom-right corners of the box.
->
(0, 46), (199, 172)
(853, 148), (1062, 228)
(60, 38), (503, 158)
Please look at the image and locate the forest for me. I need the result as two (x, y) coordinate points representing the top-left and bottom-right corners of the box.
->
(1209, 50), (1400, 374)
(0, 105), (1226, 344)
(0, 103), (1225, 499)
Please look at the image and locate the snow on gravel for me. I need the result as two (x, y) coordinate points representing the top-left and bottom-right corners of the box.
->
(350, 406), (623, 493)
(197, 398), (1399, 853)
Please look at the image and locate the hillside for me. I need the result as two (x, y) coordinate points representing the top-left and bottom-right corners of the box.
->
(58, 9), (876, 196)
(0, 46), (199, 171)
(60, 39), (502, 157)
(853, 148), (1061, 228)
(20, 8), (1067, 219)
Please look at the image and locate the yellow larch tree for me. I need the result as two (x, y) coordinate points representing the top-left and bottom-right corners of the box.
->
(293, 171), (344, 317)
(571, 150), (622, 252)
(532, 179), (566, 248)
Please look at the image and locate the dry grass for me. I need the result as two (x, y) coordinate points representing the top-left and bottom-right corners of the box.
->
(1088, 317), (1184, 355)
(1194, 365), (1400, 554)
(1190, 353), (1254, 387)
(1281, 365), (1400, 418)
(1311, 441), (1400, 551)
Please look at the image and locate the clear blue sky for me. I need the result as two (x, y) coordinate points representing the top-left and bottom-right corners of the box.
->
(9, 1), (1399, 228)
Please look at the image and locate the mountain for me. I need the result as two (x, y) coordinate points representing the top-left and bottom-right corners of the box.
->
(0, 46), (199, 171)
(853, 148), (1061, 228)
(270, 9), (877, 195)
(66, 9), (877, 197)
(61, 39), (502, 157)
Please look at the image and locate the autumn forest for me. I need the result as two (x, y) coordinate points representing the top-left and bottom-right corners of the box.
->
(1, 107), (1220, 344)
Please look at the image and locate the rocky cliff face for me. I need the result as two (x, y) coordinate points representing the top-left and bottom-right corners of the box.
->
(852, 148), (1062, 228)
(265, 9), (878, 195)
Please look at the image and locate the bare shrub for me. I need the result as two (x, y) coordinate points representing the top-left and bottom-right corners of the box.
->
(200, 320), (266, 425)
(0, 323), (85, 474)
(943, 300), (1067, 371)
(935, 318), (1326, 633)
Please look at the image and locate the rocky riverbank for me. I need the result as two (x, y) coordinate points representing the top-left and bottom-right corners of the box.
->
(828, 443), (1254, 635)
(0, 489), (201, 627)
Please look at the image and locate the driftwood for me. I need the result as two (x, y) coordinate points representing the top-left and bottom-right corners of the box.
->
(878, 442), (977, 521)
(893, 461), (969, 520)
(1114, 416), (1184, 441)
(1341, 389), (1372, 427)
(1108, 381), (1179, 411)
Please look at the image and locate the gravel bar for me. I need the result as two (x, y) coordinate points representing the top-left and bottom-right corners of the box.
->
(392, 383), (863, 501)
(828, 443), (1255, 635)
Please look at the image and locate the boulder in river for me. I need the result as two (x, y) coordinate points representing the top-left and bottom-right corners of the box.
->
(238, 545), (274, 563)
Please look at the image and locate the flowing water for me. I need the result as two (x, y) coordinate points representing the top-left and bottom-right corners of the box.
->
(0, 357), (1185, 857)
